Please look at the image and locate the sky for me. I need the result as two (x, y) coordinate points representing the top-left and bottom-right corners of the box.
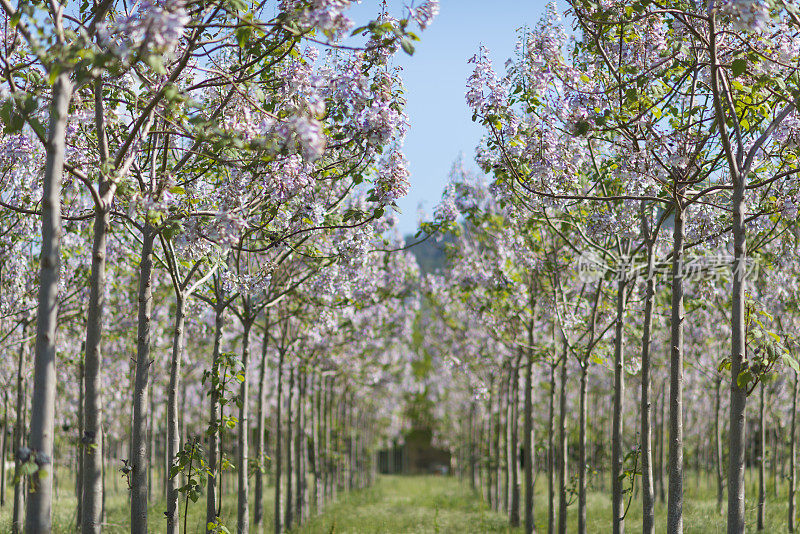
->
(348, 0), (553, 234)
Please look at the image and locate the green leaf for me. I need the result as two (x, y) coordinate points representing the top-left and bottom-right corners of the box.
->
(736, 369), (753, 390)
(401, 37), (415, 56)
(731, 58), (748, 78)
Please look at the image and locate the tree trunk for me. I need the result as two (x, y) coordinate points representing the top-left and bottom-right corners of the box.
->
(295, 367), (305, 524)
(716, 377), (724, 515)
(494, 377), (502, 511)
(76, 358), (83, 529)
(659, 378), (667, 504)
(313, 371), (322, 513)
(548, 362), (556, 534)
(81, 82), (111, 532)
(129, 222), (156, 534)
(236, 315), (252, 534)
(285, 362), (295, 530)
(640, 234), (656, 534)
(510, 356), (520, 526)
(469, 402), (476, 491)
(557, 347), (568, 534)
(205, 302), (224, 532)
(524, 314), (536, 534)
(2, 393), (7, 509)
(790, 369), (798, 532)
(611, 277), (627, 534)
(166, 295), (186, 534)
(25, 71), (72, 534)
(727, 165), (748, 534)
(757, 382), (765, 531)
(13, 322), (29, 534)
(274, 347), (285, 534)
(668, 205), (685, 534)
(578, 362), (588, 534)
(254, 314), (270, 534)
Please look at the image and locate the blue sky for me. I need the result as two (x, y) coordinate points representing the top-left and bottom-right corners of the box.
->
(348, 1), (553, 234)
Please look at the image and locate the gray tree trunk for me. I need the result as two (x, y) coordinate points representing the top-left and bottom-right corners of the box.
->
(296, 369), (306, 522)
(716, 377), (724, 515)
(510, 359), (520, 527)
(728, 168), (748, 534)
(668, 206), (685, 534)
(285, 362), (295, 530)
(578, 362), (588, 534)
(274, 347), (286, 534)
(254, 315), (270, 534)
(524, 314), (536, 534)
(790, 370), (798, 532)
(640, 233), (656, 534)
(130, 223), (156, 534)
(557, 347), (568, 534)
(166, 295), (186, 534)
(25, 72), (72, 534)
(13, 321), (29, 534)
(81, 79), (110, 534)
(76, 358), (83, 528)
(206, 302), (224, 531)
(757, 382), (765, 531)
(611, 277), (627, 534)
(494, 378), (502, 510)
(313, 371), (322, 513)
(548, 362), (556, 534)
(2, 393), (7, 508)
(236, 314), (252, 534)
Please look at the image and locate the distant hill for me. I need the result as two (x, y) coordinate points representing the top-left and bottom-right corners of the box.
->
(403, 232), (451, 274)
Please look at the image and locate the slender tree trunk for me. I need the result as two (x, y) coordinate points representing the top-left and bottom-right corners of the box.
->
(504, 370), (511, 514)
(548, 362), (556, 534)
(25, 72), (72, 534)
(324, 377), (333, 504)
(659, 378), (667, 504)
(640, 234), (656, 534)
(510, 357), (520, 527)
(81, 82), (111, 534)
(469, 402), (476, 491)
(130, 223), (156, 534)
(236, 315), (252, 534)
(166, 295), (186, 534)
(524, 314), (536, 534)
(790, 369), (798, 532)
(13, 322), (26, 534)
(557, 347), (568, 534)
(295, 367), (305, 524)
(254, 314), (270, 534)
(313, 370), (322, 513)
(611, 277), (627, 534)
(728, 167), (748, 534)
(668, 205), (685, 534)
(494, 377), (502, 511)
(578, 362), (588, 534)
(716, 377), (724, 515)
(2, 393), (7, 509)
(772, 426), (779, 499)
(206, 302), (224, 532)
(285, 362), (295, 530)
(274, 347), (285, 534)
(76, 358), (84, 529)
(758, 382), (766, 530)
(487, 377), (496, 508)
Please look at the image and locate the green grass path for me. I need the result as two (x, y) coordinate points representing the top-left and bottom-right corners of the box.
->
(295, 475), (517, 533)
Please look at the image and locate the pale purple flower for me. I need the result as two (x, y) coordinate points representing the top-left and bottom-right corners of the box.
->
(411, 0), (439, 30)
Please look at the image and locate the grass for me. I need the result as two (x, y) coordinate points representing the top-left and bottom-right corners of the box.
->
(0, 469), (795, 532)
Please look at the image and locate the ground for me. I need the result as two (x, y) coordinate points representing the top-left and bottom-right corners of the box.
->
(0, 471), (794, 532)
